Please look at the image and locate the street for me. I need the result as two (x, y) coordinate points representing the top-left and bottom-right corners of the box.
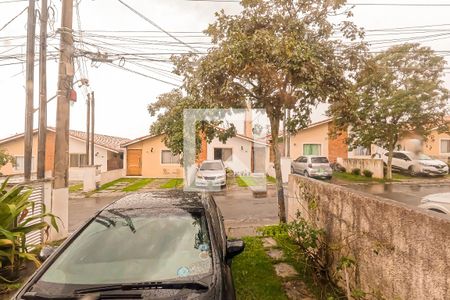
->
(343, 182), (450, 207)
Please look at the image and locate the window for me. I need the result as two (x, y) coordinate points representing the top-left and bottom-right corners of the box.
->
(14, 156), (35, 171)
(70, 154), (88, 168)
(311, 157), (329, 164)
(303, 144), (321, 156)
(161, 150), (180, 164)
(214, 148), (232, 161)
(441, 139), (450, 154)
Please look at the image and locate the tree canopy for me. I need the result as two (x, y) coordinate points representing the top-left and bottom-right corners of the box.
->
(150, 0), (365, 222)
(329, 43), (449, 179)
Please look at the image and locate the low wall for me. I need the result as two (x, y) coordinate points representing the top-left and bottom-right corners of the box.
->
(337, 157), (384, 179)
(287, 175), (450, 300)
(100, 168), (125, 185)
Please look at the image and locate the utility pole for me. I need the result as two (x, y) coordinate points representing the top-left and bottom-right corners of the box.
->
(286, 109), (291, 158)
(53, 0), (74, 189)
(90, 91), (95, 165)
(24, 0), (36, 181)
(37, 0), (48, 179)
(85, 92), (91, 165)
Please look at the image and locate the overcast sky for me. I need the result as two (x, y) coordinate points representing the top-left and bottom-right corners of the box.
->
(1, 0), (450, 140)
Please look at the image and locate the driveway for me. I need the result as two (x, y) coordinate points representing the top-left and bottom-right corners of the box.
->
(344, 182), (450, 207)
(69, 187), (279, 237)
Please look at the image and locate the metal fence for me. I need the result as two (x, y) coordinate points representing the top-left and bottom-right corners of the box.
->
(24, 182), (44, 246)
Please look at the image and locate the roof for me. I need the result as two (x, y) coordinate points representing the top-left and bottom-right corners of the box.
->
(64, 128), (130, 153)
(0, 128), (130, 153)
(106, 190), (204, 210)
(121, 133), (162, 147)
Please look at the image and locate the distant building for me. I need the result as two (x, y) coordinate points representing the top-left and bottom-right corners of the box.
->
(0, 128), (130, 180)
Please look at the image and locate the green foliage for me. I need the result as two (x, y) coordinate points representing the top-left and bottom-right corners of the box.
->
(122, 178), (154, 192)
(0, 178), (59, 282)
(68, 184), (83, 193)
(231, 237), (287, 300)
(363, 169), (373, 178)
(351, 168), (361, 176)
(329, 43), (450, 180)
(149, 0), (365, 222)
(0, 150), (14, 169)
(160, 179), (184, 189)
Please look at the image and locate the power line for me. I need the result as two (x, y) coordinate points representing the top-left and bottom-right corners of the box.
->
(0, 6), (28, 32)
(0, 0), (28, 4)
(117, 0), (199, 52)
(186, 0), (450, 6)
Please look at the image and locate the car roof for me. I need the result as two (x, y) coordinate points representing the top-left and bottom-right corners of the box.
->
(105, 190), (206, 210)
(422, 193), (450, 204)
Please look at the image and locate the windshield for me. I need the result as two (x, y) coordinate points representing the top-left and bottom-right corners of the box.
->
(311, 157), (329, 164)
(200, 162), (223, 171)
(37, 209), (212, 287)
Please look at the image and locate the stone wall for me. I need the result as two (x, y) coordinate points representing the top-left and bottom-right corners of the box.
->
(287, 174), (450, 300)
(337, 157), (384, 179)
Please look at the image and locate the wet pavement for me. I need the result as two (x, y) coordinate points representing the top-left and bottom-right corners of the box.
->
(344, 182), (450, 207)
(68, 187), (279, 236)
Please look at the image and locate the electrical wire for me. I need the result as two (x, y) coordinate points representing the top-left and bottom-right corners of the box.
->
(0, 6), (27, 32)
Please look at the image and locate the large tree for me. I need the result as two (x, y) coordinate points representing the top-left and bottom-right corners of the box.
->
(329, 43), (449, 179)
(151, 0), (364, 222)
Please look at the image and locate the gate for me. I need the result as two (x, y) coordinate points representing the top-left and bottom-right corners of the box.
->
(24, 182), (44, 246)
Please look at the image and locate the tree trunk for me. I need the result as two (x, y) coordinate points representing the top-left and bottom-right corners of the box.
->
(269, 114), (287, 223)
(386, 147), (394, 180)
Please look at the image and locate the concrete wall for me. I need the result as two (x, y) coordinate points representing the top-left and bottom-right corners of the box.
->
(207, 137), (253, 174)
(100, 168), (125, 185)
(126, 135), (183, 178)
(287, 175), (450, 300)
(337, 157), (384, 179)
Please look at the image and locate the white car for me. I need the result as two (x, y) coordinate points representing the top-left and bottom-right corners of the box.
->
(419, 193), (450, 214)
(382, 151), (449, 176)
(195, 160), (227, 188)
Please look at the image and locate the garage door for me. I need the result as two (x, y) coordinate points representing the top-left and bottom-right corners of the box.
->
(127, 149), (142, 176)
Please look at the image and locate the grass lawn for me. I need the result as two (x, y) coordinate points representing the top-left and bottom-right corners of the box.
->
(160, 178), (184, 189)
(122, 178), (154, 192)
(236, 175), (276, 187)
(97, 178), (138, 191)
(332, 171), (417, 184)
(68, 183), (83, 193)
(232, 237), (287, 300)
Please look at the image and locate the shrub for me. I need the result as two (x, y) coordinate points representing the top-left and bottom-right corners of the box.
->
(351, 168), (361, 176)
(0, 178), (59, 282)
(363, 170), (373, 178)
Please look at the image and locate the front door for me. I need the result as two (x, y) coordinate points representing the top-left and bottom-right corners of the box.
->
(127, 149), (142, 176)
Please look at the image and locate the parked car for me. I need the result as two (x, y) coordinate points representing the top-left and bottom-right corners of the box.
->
(291, 155), (333, 179)
(418, 192), (450, 214)
(14, 191), (245, 300)
(382, 151), (449, 176)
(195, 160), (227, 188)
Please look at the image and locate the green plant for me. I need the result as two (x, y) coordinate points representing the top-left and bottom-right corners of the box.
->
(0, 179), (59, 282)
(363, 169), (373, 178)
(351, 168), (361, 176)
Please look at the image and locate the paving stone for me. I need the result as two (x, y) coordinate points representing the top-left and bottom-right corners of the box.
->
(283, 280), (316, 300)
(267, 248), (284, 260)
(262, 237), (277, 248)
(274, 263), (298, 278)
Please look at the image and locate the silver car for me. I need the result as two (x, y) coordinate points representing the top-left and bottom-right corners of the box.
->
(291, 155), (332, 179)
(195, 160), (227, 188)
(419, 193), (450, 214)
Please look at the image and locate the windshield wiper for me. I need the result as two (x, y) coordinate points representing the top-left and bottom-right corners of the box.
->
(22, 292), (77, 299)
(74, 280), (209, 295)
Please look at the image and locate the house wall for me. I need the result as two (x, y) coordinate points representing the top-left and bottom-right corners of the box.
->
(0, 132), (54, 175)
(207, 137), (252, 174)
(68, 137), (109, 181)
(290, 122), (329, 159)
(287, 175), (450, 300)
(327, 124), (348, 163)
(126, 135), (183, 178)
